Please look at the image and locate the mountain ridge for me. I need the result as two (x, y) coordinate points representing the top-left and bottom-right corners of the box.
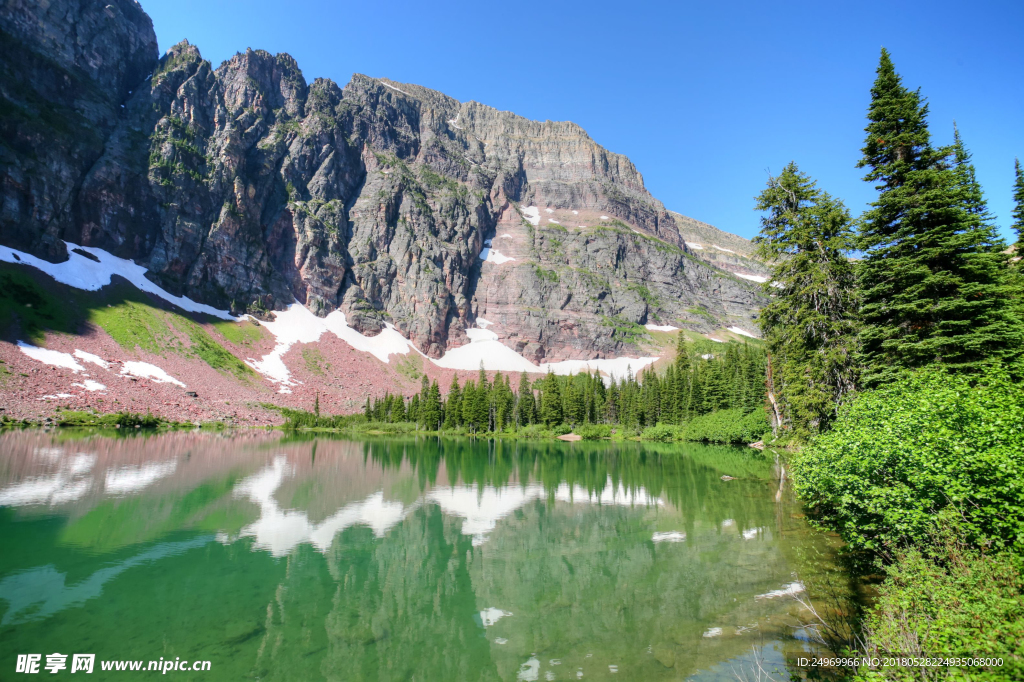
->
(0, 0), (769, 421)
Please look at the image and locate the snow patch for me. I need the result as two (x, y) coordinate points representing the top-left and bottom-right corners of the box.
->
(476, 318), (494, 329)
(712, 244), (736, 253)
(685, 242), (704, 250)
(652, 531), (686, 543)
(735, 273), (768, 284)
(248, 304), (415, 386)
(120, 361), (185, 387)
(572, 210), (579, 215)
(480, 247), (515, 265)
(521, 206), (541, 226)
(705, 336), (725, 343)
(703, 627), (723, 638)
(600, 215), (610, 220)
(499, 233), (512, 239)
(545, 208), (554, 214)
(18, 342), (85, 372)
(380, 81), (410, 96)
(727, 326), (758, 339)
(72, 380), (106, 392)
(742, 527), (762, 540)
(40, 393), (74, 399)
(0, 242), (236, 320)
(73, 350), (109, 369)
(541, 356), (658, 379)
(548, 219), (560, 224)
(645, 323), (678, 332)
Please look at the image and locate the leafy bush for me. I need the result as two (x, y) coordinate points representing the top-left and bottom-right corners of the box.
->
(791, 365), (1024, 553)
(639, 423), (685, 442)
(57, 411), (164, 429)
(577, 423), (613, 440)
(854, 527), (1024, 681)
(683, 408), (768, 444)
(551, 423), (573, 436)
(514, 424), (556, 440)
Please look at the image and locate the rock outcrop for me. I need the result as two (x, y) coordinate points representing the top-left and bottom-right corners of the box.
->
(0, 0), (766, 361)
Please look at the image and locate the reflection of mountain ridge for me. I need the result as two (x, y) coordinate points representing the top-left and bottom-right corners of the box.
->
(0, 431), (839, 681)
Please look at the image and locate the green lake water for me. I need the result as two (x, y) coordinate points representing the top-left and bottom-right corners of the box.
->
(0, 431), (846, 681)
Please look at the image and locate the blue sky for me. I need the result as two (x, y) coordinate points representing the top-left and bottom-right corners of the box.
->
(142, 0), (1023, 242)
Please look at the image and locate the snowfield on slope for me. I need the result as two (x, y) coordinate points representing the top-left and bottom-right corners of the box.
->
(0, 242), (236, 320)
(727, 326), (758, 339)
(5, 242), (662, 389)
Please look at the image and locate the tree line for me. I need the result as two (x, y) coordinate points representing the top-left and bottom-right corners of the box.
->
(360, 334), (766, 435)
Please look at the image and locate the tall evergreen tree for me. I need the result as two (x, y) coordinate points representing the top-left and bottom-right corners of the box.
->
(1012, 158), (1024, 253)
(540, 371), (563, 426)
(515, 371), (535, 426)
(443, 375), (462, 429)
(754, 162), (859, 434)
(856, 49), (1020, 385)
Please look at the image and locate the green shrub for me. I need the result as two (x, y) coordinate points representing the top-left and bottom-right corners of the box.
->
(683, 408), (768, 444)
(854, 527), (1024, 681)
(577, 423), (613, 440)
(515, 424), (556, 439)
(57, 411), (163, 429)
(791, 365), (1024, 553)
(639, 423), (684, 442)
(551, 423), (572, 436)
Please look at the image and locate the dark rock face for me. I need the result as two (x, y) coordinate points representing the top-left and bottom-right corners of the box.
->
(0, 0), (157, 259)
(0, 0), (766, 359)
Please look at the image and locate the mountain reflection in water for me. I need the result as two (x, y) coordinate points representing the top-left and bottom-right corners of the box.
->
(0, 431), (845, 681)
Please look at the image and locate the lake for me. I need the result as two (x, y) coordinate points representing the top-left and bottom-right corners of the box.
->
(0, 430), (845, 681)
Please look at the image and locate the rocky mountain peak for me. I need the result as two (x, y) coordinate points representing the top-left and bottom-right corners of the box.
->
(1, 0), (769, 367)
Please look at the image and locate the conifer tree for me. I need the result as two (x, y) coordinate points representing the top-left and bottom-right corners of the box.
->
(515, 371), (535, 426)
(856, 49), (1020, 385)
(461, 380), (479, 432)
(540, 371), (563, 426)
(431, 381), (443, 428)
(443, 375), (462, 429)
(408, 393), (420, 424)
(1012, 158), (1024, 252)
(754, 161), (858, 433)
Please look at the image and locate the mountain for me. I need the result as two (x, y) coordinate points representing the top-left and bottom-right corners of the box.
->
(0, 0), (768, 421)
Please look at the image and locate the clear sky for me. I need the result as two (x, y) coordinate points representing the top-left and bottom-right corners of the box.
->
(142, 0), (1023, 242)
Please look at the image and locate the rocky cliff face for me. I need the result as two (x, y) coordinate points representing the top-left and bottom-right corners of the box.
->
(0, 0), (766, 361)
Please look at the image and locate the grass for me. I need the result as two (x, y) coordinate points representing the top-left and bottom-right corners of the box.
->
(172, 316), (254, 380)
(55, 410), (169, 429)
(301, 347), (330, 376)
(0, 263), (253, 380)
(90, 292), (180, 355)
(0, 266), (80, 343)
(394, 353), (424, 381)
(213, 318), (266, 346)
